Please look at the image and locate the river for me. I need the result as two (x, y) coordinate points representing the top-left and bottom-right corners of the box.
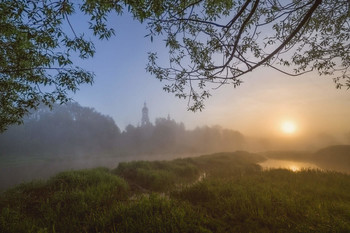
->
(259, 159), (321, 172)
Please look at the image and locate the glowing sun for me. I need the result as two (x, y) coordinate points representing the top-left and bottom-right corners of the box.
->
(281, 121), (297, 134)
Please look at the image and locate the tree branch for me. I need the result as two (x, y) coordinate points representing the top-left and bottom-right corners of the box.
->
(234, 0), (323, 79)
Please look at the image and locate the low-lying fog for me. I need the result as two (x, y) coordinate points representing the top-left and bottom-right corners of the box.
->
(0, 103), (349, 191)
(0, 153), (200, 191)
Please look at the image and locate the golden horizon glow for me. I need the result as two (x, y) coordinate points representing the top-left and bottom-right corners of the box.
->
(281, 121), (297, 134)
(289, 165), (300, 172)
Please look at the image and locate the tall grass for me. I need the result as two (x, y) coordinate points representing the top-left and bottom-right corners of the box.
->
(0, 168), (129, 233)
(99, 194), (210, 233)
(172, 169), (350, 232)
(113, 158), (200, 192)
(191, 151), (264, 177)
(0, 152), (349, 232)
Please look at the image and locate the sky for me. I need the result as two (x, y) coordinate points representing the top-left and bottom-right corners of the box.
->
(68, 11), (350, 142)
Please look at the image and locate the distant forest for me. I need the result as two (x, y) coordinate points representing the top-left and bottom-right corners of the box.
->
(0, 103), (246, 157)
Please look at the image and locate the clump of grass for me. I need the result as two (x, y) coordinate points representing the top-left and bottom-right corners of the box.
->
(191, 151), (264, 178)
(113, 158), (200, 192)
(171, 169), (350, 232)
(113, 152), (264, 193)
(98, 194), (211, 233)
(0, 177), (211, 232)
(0, 167), (129, 233)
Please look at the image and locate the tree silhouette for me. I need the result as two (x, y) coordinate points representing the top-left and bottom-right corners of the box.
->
(0, 0), (120, 131)
(143, 0), (349, 110)
(1, 0), (348, 130)
(0, 102), (120, 156)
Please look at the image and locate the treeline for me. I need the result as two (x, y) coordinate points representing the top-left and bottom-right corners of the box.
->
(0, 103), (246, 157)
(0, 103), (120, 156)
(120, 118), (245, 155)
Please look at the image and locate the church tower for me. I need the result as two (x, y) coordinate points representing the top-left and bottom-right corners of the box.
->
(141, 102), (150, 126)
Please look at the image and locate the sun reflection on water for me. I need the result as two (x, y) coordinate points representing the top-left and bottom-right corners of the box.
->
(259, 160), (320, 172)
(288, 165), (300, 172)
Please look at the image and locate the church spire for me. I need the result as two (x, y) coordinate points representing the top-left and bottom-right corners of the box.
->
(141, 102), (150, 126)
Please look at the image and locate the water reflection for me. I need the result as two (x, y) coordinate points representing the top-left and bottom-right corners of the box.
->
(259, 159), (321, 172)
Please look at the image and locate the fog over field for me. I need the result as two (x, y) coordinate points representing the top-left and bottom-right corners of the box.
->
(1, 1), (350, 232)
(0, 103), (349, 191)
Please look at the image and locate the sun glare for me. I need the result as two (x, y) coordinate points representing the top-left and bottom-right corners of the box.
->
(281, 121), (297, 134)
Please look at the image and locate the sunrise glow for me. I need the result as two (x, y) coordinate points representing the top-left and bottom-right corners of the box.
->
(281, 121), (297, 134)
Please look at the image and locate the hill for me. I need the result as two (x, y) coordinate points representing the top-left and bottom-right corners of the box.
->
(313, 145), (350, 173)
(259, 150), (313, 162)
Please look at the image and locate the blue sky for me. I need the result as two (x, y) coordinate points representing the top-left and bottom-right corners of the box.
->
(68, 11), (350, 139)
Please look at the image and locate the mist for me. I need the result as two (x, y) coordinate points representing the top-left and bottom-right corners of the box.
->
(0, 102), (245, 190)
(0, 102), (349, 191)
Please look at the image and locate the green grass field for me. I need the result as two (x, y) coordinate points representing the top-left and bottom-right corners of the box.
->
(1, 152), (349, 232)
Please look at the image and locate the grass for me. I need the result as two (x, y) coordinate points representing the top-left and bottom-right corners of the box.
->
(0, 152), (349, 232)
(113, 158), (200, 192)
(0, 168), (129, 233)
(190, 151), (264, 178)
(172, 169), (350, 232)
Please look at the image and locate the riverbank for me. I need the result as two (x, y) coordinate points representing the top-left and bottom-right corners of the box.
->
(1, 151), (349, 232)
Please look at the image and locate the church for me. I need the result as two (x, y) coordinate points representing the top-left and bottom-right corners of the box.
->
(141, 102), (150, 126)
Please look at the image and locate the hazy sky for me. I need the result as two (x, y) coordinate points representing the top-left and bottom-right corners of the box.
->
(69, 12), (350, 139)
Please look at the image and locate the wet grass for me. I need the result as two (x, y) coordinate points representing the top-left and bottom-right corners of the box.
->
(113, 158), (200, 192)
(0, 168), (129, 232)
(172, 169), (350, 232)
(0, 152), (349, 232)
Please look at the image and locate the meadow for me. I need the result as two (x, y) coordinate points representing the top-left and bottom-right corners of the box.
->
(0, 151), (349, 232)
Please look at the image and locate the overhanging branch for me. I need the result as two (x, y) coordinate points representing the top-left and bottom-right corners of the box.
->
(234, 0), (323, 79)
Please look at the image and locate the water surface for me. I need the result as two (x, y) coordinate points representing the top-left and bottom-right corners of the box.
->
(259, 159), (321, 172)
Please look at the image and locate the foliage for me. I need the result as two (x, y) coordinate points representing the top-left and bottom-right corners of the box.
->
(113, 158), (200, 192)
(0, 106), (246, 157)
(1, 153), (350, 232)
(191, 151), (264, 177)
(0, 102), (120, 156)
(0, 167), (129, 233)
(171, 169), (350, 232)
(2, 0), (350, 130)
(141, 0), (350, 110)
(120, 121), (247, 155)
(0, 0), (123, 131)
(113, 152), (264, 192)
(102, 194), (210, 233)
